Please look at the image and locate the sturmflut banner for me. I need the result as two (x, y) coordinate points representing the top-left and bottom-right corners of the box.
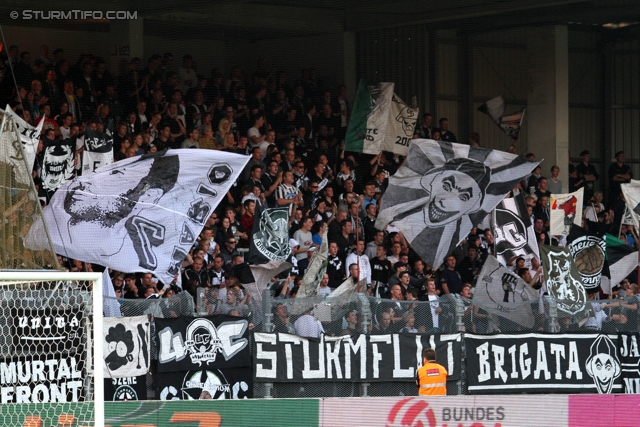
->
(155, 315), (251, 373)
(465, 333), (623, 394)
(253, 333), (461, 382)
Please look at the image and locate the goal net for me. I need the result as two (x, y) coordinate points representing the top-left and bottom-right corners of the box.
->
(0, 271), (103, 427)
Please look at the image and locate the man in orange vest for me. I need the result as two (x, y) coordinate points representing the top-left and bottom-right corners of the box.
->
(416, 348), (447, 396)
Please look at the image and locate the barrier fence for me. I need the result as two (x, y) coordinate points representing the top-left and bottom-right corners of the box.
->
(96, 287), (640, 400)
(3, 395), (640, 427)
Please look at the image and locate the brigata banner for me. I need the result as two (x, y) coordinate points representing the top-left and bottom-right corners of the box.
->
(155, 315), (251, 373)
(619, 333), (640, 394)
(0, 355), (85, 403)
(156, 367), (253, 400)
(465, 333), (623, 394)
(253, 333), (461, 382)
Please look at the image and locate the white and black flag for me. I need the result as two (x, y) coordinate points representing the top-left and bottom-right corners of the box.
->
(82, 128), (114, 174)
(103, 316), (150, 378)
(567, 225), (607, 294)
(540, 244), (588, 315)
(26, 149), (248, 285)
(477, 96), (525, 141)
(3, 104), (43, 182)
(472, 255), (538, 328)
(41, 138), (75, 193)
(621, 180), (640, 230)
(248, 204), (291, 264)
(375, 140), (539, 269)
(492, 193), (540, 267)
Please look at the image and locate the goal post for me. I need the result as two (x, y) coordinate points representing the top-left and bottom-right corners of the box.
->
(0, 271), (103, 427)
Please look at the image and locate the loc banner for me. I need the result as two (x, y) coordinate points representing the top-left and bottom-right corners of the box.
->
(155, 315), (251, 373)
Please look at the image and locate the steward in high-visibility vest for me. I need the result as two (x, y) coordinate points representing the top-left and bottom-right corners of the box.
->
(416, 348), (447, 396)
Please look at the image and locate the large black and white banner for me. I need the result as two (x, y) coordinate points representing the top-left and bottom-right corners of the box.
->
(248, 205), (291, 264)
(567, 225), (607, 294)
(540, 244), (588, 315)
(156, 367), (253, 400)
(155, 315), (251, 373)
(466, 333), (623, 394)
(12, 308), (83, 354)
(41, 138), (75, 193)
(472, 255), (538, 328)
(27, 149), (248, 284)
(82, 128), (114, 174)
(3, 104), (43, 182)
(375, 140), (539, 269)
(619, 334), (640, 394)
(104, 376), (147, 401)
(103, 315), (150, 378)
(253, 333), (461, 382)
(0, 355), (85, 403)
(492, 193), (540, 266)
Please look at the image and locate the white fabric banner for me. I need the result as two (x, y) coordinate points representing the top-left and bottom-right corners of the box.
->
(83, 150), (114, 174)
(27, 149), (249, 284)
(103, 315), (150, 378)
(621, 180), (640, 230)
(381, 93), (418, 156)
(472, 256), (538, 328)
(3, 105), (43, 183)
(362, 82), (395, 155)
(550, 188), (584, 235)
(82, 128), (114, 174)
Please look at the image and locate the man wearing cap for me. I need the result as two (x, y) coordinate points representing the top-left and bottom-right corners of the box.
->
(608, 150), (633, 204)
(575, 150), (599, 202)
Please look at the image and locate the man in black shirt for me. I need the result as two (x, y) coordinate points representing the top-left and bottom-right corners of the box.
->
(608, 151), (633, 204)
(326, 242), (345, 289)
(370, 245), (392, 296)
(575, 150), (599, 202)
(456, 246), (482, 284)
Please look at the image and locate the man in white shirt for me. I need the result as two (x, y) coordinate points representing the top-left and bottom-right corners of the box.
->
(346, 240), (372, 288)
(294, 308), (324, 338)
(248, 115), (266, 148)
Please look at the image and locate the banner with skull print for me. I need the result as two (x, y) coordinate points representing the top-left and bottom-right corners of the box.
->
(344, 79), (418, 156)
(471, 255), (539, 328)
(103, 315), (151, 378)
(27, 149), (249, 285)
(375, 140), (539, 269)
(248, 205), (291, 264)
(41, 138), (75, 193)
(540, 244), (588, 315)
(155, 315), (251, 373)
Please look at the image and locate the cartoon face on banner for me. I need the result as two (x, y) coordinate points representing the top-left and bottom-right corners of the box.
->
(395, 105), (417, 137)
(104, 317), (150, 378)
(545, 250), (587, 315)
(42, 143), (74, 191)
(254, 208), (291, 261)
(586, 335), (621, 394)
(420, 159), (490, 226)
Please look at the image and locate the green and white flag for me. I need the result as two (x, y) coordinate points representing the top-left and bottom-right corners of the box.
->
(344, 80), (418, 156)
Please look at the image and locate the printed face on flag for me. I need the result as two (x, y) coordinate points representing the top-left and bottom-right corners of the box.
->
(29, 149), (248, 284)
(376, 140), (539, 269)
(63, 153), (179, 251)
(420, 161), (487, 225)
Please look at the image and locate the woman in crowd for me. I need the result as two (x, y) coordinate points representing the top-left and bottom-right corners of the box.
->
(215, 216), (234, 247)
(115, 136), (132, 161)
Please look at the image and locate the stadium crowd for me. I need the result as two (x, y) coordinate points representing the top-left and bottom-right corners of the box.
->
(1, 44), (639, 335)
